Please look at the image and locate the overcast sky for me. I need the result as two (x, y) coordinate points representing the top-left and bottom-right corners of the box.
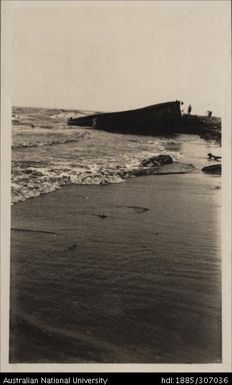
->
(11, 1), (230, 115)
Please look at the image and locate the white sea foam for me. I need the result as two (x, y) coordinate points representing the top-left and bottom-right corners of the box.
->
(11, 152), (195, 204)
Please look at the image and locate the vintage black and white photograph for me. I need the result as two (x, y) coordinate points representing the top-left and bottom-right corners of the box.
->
(1, 0), (231, 367)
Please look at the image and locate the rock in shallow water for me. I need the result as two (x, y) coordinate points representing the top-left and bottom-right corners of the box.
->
(202, 164), (221, 174)
(141, 154), (173, 167)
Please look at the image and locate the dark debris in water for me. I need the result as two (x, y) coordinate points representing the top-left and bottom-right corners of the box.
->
(141, 154), (173, 167)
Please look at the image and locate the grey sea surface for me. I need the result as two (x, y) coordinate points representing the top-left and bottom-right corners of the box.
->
(10, 107), (221, 363)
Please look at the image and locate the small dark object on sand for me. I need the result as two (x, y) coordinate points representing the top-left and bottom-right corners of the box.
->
(141, 154), (173, 167)
(127, 206), (149, 213)
(98, 214), (108, 219)
(202, 164), (221, 175)
(68, 244), (77, 250)
(207, 153), (221, 161)
(11, 228), (57, 235)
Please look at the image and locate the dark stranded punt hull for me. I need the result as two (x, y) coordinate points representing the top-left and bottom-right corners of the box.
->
(67, 101), (183, 135)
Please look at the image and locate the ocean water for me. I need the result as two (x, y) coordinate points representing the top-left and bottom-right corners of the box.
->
(11, 106), (214, 204)
(10, 106), (221, 363)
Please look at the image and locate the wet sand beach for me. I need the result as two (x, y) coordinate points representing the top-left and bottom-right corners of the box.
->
(10, 171), (221, 363)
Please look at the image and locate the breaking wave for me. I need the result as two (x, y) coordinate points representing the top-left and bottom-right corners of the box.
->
(11, 154), (194, 204)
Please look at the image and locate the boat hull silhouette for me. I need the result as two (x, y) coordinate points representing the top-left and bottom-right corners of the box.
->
(68, 101), (182, 135)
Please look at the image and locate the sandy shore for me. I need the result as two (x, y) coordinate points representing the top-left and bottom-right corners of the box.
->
(10, 172), (221, 363)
